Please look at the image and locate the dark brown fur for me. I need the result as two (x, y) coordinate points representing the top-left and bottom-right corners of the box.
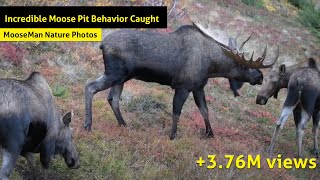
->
(84, 25), (268, 140)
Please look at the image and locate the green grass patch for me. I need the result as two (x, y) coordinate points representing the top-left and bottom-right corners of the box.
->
(288, 0), (305, 9)
(52, 84), (69, 98)
(298, 1), (320, 40)
(257, 117), (268, 124)
(69, 139), (133, 179)
(241, 0), (264, 8)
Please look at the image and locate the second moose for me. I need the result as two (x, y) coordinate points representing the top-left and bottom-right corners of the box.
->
(265, 58), (320, 157)
(84, 22), (279, 140)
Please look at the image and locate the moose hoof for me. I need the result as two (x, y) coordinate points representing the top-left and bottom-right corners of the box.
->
(119, 123), (127, 127)
(234, 92), (240, 97)
(83, 123), (92, 131)
(313, 149), (319, 158)
(170, 134), (177, 140)
(266, 146), (274, 156)
(206, 132), (214, 138)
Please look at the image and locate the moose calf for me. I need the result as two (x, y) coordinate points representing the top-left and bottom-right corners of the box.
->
(0, 72), (79, 179)
(256, 58), (320, 105)
(268, 58), (320, 157)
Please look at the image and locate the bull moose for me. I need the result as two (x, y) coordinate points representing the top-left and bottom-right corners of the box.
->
(255, 58), (320, 157)
(0, 72), (79, 179)
(84, 21), (279, 140)
(267, 59), (320, 157)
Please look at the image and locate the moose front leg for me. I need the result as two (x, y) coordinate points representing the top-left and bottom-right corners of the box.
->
(193, 88), (213, 137)
(171, 88), (190, 140)
(268, 106), (295, 155)
(84, 74), (116, 131)
(228, 78), (242, 97)
(312, 112), (320, 157)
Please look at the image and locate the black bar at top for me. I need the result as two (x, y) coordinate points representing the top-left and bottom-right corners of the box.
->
(0, 6), (167, 28)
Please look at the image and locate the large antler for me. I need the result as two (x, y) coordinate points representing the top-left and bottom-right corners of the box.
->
(193, 20), (229, 46)
(233, 25), (253, 50)
(238, 33), (253, 51)
(228, 32), (252, 51)
(221, 44), (280, 69)
(193, 19), (253, 50)
(193, 19), (279, 68)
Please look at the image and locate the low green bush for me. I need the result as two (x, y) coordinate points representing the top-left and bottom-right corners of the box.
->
(52, 84), (69, 98)
(298, 1), (320, 40)
(241, 0), (264, 8)
(288, 0), (305, 8)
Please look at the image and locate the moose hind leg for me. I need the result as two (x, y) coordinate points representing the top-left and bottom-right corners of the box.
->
(298, 90), (318, 157)
(312, 112), (320, 157)
(296, 110), (311, 158)
(84, 74), (123, 131)
(170, 88), (190, 140)
(193, 88), (213, 137)
(107, 84), (126, 126)
(0, 149), (20, 180)
(268, 106), (295, 154)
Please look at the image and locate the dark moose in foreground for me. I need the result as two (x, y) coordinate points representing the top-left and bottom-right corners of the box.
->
(84, 21), (279, 139)
(0, 72), (80, 180)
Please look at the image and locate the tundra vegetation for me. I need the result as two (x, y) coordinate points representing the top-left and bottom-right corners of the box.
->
(0, 0), (320, 179)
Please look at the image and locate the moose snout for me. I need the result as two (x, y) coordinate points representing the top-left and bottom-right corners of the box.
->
(256, 95), (268, 105)
(67, 157), (80, 169)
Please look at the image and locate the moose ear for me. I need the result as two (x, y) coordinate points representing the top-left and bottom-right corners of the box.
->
(63, 110), (73, 125)
(308, 58), (317, 68)
(279, 64), (286, 76)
